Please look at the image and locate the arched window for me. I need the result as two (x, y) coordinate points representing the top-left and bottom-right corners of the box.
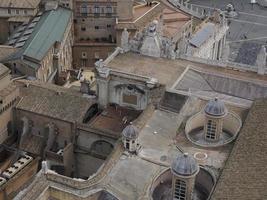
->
(206, 119), (216, 140)
(174, 179), (187, 200)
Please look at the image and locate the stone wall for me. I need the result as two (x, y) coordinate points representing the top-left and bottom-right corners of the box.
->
(73, 44), (116, 69)
(15, 109), (74, 148)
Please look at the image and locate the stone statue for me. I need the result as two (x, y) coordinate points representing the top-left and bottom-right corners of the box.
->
(169, 44), (176, 60)
(42, 161), (48, 174)
(121, 28), (130, 52)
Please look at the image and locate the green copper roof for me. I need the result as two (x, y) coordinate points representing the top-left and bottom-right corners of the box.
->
(23, 8), (71, 62)
(8, 7), (72, 70)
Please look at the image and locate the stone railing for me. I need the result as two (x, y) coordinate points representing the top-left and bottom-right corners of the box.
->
(184, 111), (205, 134)
(180, 54), (265, 75)
(168, 0), (213, 19)
(185, 111), (242, 147)
(46, 143), (124, 189)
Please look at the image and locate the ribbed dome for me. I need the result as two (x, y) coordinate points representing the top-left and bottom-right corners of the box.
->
(171, 153), (199, 176)
(122, 123), (139, 139)
(204, 98), (226, 116)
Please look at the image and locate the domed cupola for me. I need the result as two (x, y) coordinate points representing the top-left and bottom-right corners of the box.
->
(171, 153), (199, 177)
(204, 97), (227, 117)
(171, 153), (199, 200)
(121, 123), (139, 153)
(204, 98), (228, 142)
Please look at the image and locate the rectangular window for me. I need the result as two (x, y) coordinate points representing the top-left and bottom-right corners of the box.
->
(206, 120), (216, 139)
(80, 5), (88, 16)
(175, 179), (186, 200)
(81, 59), (87, 68)
(94, 6), (100, 17)
(106, 6), (112, 16)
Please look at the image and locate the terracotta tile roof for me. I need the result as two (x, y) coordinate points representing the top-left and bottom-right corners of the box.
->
(211, 99), (267, 200)
(16, 81), (96, 123)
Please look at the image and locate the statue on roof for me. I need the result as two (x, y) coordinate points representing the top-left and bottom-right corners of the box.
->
(121, 28), (130, 52)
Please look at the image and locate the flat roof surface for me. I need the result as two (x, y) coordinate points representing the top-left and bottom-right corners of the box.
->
(89, 106), (141, 136)
(133, 3), (158, 21)
(212, 99), (267, 200)
(107, 52), (186, 87)
(162, 8), (191, 38)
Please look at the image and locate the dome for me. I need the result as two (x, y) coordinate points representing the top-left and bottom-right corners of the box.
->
(122, 123), (139, 139)
(204, 98), (226, 116)
(171, 153), (199, 176)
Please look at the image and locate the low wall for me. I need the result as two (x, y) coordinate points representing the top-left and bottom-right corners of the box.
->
(180, 54), (264, 75)
(46, 143), (123, 189)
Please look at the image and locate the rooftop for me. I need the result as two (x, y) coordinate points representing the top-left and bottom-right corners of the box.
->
(162, 8), (191, 38)
(16, 81), (95, 123)
(107, 52), (186, 87)
(89, 105), (141, 137)
(211, 99), (267, 200)
(132, 3), (159, 21)
(0, 0), (40, 9)
(7, 7), (72, 69)
(0, 45), (17, 62)
(0, 63), (10, 78)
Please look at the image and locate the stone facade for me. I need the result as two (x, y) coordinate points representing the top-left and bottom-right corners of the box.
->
(72, 0), (120, 68)
(95, 58), (163, 110)
(0, 64), (19, 144)
(0, 0), (40, 43)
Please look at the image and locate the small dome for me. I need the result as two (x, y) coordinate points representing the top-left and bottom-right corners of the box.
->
(122, 123), (139, 139)
(204, 98), (226, 116)
(171, 153), (199, 176)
